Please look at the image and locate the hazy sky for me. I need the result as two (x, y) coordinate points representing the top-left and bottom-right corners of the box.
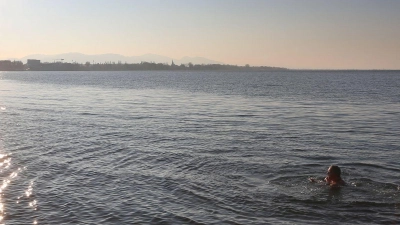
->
(1, 0), (399, 69)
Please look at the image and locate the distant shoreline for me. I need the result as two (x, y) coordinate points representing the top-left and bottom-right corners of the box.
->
(1, 69), (398, 72)
(2, 69), (398, 72)
(0, 60), (288, 72)
(1, 60), (399, 72)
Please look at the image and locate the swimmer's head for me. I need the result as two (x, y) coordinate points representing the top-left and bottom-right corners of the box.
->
(327, 165), (341, 178)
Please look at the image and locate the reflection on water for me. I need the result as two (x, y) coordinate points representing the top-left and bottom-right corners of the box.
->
(0, 154), (14, 224)
(0, 151), (36, 224)
(0, 155), (11, 170)
(26, 181), (34, 197)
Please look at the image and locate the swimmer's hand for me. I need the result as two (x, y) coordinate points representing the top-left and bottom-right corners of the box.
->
(309, 177), (326, 184)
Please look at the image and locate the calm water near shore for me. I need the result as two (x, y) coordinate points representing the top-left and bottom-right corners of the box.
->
(0, 71), (399, 224)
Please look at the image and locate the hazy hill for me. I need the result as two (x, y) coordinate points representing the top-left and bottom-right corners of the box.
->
(19, 53), (223, 65)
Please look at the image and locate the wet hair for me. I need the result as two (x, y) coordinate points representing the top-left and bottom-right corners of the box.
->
(329, 165), (341, 177)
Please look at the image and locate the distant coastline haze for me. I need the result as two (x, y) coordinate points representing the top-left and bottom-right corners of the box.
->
(1, 0), (399, 70)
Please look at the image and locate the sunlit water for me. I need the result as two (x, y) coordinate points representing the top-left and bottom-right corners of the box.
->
(0, 71), (399, 224)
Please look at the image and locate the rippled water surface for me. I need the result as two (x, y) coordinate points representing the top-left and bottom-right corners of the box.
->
(0, 71), (399, 224)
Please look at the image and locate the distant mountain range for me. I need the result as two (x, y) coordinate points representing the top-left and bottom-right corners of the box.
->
(17, 53), (223, 65)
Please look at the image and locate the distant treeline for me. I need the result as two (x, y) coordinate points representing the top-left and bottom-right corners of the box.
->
(0, 60), (287, 71)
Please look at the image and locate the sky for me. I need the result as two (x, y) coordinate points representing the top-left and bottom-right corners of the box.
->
(0, 0), (399, 69)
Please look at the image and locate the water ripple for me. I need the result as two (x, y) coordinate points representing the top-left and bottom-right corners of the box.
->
(0, 71), (399, 224)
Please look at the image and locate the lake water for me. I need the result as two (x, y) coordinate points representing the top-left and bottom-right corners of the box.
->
(0, 71), (399, 224)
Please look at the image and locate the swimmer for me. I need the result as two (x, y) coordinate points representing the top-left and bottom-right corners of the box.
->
(309, 165), (345, 187)
(324, 165), (345, 186)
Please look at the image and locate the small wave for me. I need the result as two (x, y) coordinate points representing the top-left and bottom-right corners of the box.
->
(343, 162), (400, 172)
(347, 201), (398, 208)
(297, 154), (338, 161)
(77, 112), (98, 116)
(235, 114), (257, 118)
(169, 213), (206, 225)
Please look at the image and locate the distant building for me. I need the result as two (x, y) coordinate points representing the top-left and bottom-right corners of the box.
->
(0, 60), (24, 71)
(0, 60), (12, 69)
(26, 59), (41, 70)
(0, 60), (11, 64)
(27, 59), (41, 67)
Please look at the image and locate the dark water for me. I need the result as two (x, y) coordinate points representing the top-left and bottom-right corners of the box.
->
(0, 71), (399, 224)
